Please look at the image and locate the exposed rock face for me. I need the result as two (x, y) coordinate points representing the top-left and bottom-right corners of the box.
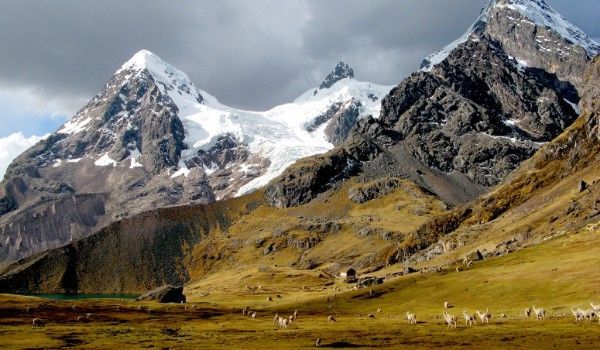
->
(396, 56), (600, 267)
(317, 61), (354, 91)
(137, 285), (186, 303)
(0, 194), (107, 263)
(305, 99), (363, 145)
(384, 37), (576, 186)
(265, 135), (380, 207)
(0, 194), (262, 293)
(266, 0), (594, 208)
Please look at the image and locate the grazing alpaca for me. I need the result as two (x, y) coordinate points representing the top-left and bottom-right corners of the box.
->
(32, 318), (45, 327)
(524, 307), (532, 318)
(327, 314), (336, 322)
(72, 305), (77, 311)
(277, 317), (288, 329)
(572, 308), (584, 322)
(476, 309), (491, 324)
(251, 311), (257, 319)
(406, 312), (417, 324)
(293, 310), (298, 319)
(443, 312), (457, 328)
(531, 306), (545, 320)
(315, 338), (322, 347)
(77, 315), (86, 322)
(444, 301), (453, 309)
(377, 308), (382, 314)
(581, 309), (596, 321)
(273, 313), (279, 324)
(289, 315), (295, 323)
(368, 313), (375, 319)
(463, 311), (476, 326)
(267, 296), (273, 302)
(591, 303), (600, 312)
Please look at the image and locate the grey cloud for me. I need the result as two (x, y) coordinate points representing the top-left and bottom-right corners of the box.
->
(0, 0), (597, 113)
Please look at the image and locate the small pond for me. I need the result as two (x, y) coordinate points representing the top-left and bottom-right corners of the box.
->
(26, 294), (138, 300)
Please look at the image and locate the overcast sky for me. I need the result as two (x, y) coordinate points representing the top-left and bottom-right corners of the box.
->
(0, 0), (598, 152)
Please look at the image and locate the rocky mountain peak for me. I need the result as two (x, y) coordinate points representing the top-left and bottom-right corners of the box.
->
(491, 0), (600, 56)
(117, 49), (203, 104)
(318, 61), (354, 91)
(421, 0), (599, 91)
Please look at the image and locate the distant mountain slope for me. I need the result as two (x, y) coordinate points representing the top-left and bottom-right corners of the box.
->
(0, 53), (391, 264)
(265, 0), (596, 208)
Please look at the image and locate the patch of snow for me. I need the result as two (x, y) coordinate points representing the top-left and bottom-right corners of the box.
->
(66, 158), (82, 163)
(203, 162), (219, 175)
(94, 153), (117, 167)
(564, 98), (580, 115)
(508, 55), (529, 72)
(128, 148), (143, 169)
(52, 159), (62, 167)
(171, 166), (190, 178)
(58, 117), (92, 134)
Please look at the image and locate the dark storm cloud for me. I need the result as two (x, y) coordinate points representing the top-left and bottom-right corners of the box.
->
(0, 0), (597, 113)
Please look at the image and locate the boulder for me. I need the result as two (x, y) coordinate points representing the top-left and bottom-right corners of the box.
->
(465, 250), (483, 262)
(357, 276), (384, 288)
(137, 285), (186, 303)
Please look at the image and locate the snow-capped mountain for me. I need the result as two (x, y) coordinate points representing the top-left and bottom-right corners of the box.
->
(422, 0), (600, 90)
(0, 51), (392, 263)
(53, 50), (391, 197)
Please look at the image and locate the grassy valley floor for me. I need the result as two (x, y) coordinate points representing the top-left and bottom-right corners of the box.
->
(1, 224), (599, 349)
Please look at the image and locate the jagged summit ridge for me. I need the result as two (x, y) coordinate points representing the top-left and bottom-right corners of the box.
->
(317, 61), (354, 91)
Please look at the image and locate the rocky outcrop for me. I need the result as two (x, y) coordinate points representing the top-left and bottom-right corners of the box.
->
(348, 178), (402, 204)
(316, 61), (354, 91)
(305, 99), (363, 145)
(265, 135), (380, 207)
(137, 285), (186, 303)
